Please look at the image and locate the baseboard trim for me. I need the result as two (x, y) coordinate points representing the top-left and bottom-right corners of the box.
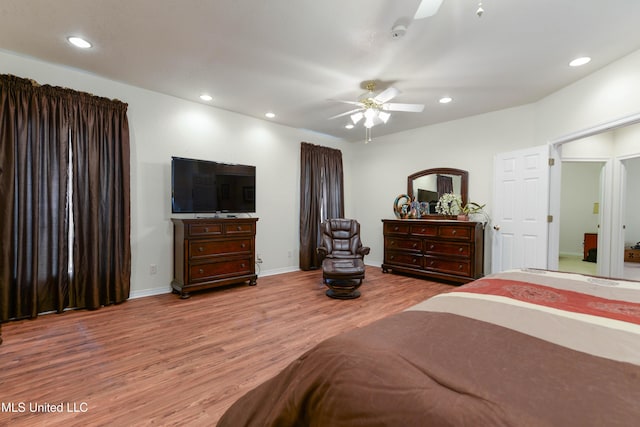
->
(130, 286), (172, 299)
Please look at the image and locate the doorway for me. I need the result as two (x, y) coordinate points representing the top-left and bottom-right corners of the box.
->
(621, 156), (640, 280)
(557, 161), (604, 276)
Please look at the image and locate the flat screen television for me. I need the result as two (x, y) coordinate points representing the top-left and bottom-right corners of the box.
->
(171, 157), (256, 214)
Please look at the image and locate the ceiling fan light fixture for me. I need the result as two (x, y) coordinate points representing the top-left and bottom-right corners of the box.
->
(378, 111), (391, 123)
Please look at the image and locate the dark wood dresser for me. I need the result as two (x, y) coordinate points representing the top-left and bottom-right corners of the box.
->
(382, 219), (484, 284)
(171, 217), (258, 298)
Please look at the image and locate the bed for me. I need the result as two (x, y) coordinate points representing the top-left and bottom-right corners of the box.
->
(217, 269), (640, 426)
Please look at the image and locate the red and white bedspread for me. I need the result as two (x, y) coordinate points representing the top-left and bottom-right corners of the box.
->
(408, 269), (640, 365)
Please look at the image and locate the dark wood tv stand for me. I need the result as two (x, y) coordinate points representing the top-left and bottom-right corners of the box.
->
(171, 217), (258, 298)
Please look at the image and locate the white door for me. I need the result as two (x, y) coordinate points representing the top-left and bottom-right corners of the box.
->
(492, 145), (551, 273)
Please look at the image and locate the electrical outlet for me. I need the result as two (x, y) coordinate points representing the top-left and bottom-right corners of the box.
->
(256, 254), (263, 264)
(149, 264), (158, 275)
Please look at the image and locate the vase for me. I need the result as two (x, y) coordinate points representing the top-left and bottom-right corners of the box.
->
(393, 194), (411, 219)
(457, 214), (469, 221)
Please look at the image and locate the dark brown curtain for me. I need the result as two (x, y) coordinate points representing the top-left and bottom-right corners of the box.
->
(0, 76), (71, 320)
(68, 93), (131, 309)
(437, 174), (454, 198)
(299, 142), (344, 270)
(0, 74), (130, 322)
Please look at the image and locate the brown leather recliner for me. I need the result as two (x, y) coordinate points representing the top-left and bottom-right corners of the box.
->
(317, 219), (370, 299)
(316, 218), (370, 262)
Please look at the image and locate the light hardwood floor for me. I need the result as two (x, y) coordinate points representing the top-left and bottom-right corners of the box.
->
(0, 267), (453, 426)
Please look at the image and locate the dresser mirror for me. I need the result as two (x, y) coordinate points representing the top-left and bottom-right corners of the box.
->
(407, 168), (468, 215)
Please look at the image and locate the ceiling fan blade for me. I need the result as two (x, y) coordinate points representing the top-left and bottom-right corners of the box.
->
(414, 0), (444, 19)
(382, 103), (425, 112)
(328, 99), (364, 106)
(328, 108), (364, 120)
(373, 87), (400, 104)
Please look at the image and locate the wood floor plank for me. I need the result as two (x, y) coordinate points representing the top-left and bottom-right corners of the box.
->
(0, 267), (453, 426)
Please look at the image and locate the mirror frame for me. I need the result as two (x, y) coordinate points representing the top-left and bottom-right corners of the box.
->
(407, 167), (469, 214)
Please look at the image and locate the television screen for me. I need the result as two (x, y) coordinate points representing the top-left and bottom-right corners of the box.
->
(171, 157), (256, 214)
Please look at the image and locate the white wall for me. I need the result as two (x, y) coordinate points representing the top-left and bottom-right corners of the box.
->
(0, 49), (355, 297)
(350, 104), (537, 271)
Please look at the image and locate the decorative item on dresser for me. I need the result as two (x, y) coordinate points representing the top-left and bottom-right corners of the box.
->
(382, 219), (484, 284)
(171, 217), (258, 298)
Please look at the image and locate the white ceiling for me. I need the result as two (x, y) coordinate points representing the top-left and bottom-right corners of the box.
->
(2, 0), (640, 142)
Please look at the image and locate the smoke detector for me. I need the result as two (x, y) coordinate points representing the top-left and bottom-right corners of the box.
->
(391, 24), (407, 39)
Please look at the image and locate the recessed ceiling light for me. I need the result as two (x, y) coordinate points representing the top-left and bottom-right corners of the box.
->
(345, 124), (354, 129)
(569, 56), (591, 67)
(439, 97), (453, 104)
(265, 112), (276, 119)
(67, 36), (92, 49)
(199, 94), (213, 101)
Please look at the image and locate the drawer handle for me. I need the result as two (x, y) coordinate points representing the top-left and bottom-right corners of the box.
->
(412, 258), (417, 264)
(390, 240), (396, 246)
(452, 230), (457, 235)
(421, 228), (425, 232)
(237, 226), (242, 231)
(241, 263), (246, 268)
(390, 255), (395, 260)
(198, 247), (204, 252)
(458, 247), (463, 252)
(412, 243), (417, 248)
(241, 243), (246, 248)
(429, 261), (434, 266)
(198, 268), (204, 274)
(204, 227), (209, 232)
(394, 226), (399, 231)
(458, 264), (463, 270)
(429, 245), (435, 250)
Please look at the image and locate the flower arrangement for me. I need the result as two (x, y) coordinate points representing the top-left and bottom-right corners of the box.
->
(435, 193), (462, 215)
(436, 193), (489, 223)
(456, 201), (486, 215)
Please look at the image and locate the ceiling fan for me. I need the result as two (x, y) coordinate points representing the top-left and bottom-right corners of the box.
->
(329, 82), (425, 140)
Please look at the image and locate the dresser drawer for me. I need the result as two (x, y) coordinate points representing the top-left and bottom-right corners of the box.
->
(190, 257), (253, 282)
(188, 223), (223, 237)
(385, 251), (422, 268)
(425, 240), (470, 257)
(385, 237), (422, 252)
(224, 222), (255, 235)
(438, 225), (471, 240)
(384, 222), (411, 235)
(424, 257), (471, 276)
(189, 238), (252, 259)
(410, 224), (438, 237)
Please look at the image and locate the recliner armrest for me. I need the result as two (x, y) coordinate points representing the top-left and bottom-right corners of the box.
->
(357, 246), (371, 257)
(317, 246), (328, 262)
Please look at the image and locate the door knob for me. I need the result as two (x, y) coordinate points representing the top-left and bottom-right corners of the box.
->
(493, 225), (501, 231)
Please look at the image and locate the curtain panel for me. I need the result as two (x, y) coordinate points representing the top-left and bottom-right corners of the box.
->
(0, 74), (130, 322)
(299, 142), (344, 270)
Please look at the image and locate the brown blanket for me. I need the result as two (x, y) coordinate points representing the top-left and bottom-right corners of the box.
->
(217, 311), (640, 426)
